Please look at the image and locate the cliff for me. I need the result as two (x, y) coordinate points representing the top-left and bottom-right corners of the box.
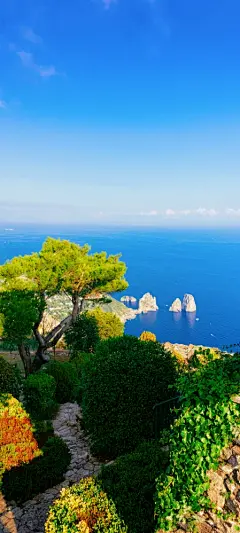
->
(42, 293), (137, 333)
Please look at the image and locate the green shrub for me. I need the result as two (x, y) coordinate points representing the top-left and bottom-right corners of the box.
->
(155, 352), (240, 532)
(45, 477), (127, 533)
(0, 357), (22, 398)
(99, 440), (168, 533)
(0, 394), (41, 479)
(87, 307), (124, 340)
(82, 335), (178, 458)
(65, 312), (100, 356)
(69, 352), (92, 401)
(2, 436), (70, 503)
(44, 361), (80, 403)
(23, 372), (57, 420)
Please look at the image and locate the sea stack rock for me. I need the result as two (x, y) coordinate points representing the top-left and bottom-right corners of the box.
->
(182, 294), (196, 313)
(138, 293), (158, 314)
(120, 295), (137, 303)
(169, 298), (182, 312)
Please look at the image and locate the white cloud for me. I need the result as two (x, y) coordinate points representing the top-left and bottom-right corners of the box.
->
(139, 210), (158, 216)
(17, 51), (58, 78)
(0, 100), (6, 109)
(180, 209), (191, 216)
(165, 209), (175, 216)
(22, 27), (42, 44)
(225, 208), (240, 217)
(196, 207), (217, 217)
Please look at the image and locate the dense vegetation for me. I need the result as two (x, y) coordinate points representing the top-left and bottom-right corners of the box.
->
(23, 372), (57, 420)
(82, 335), (178, 457)
(87, 307), (124, 339)
(0, 356), (22, 399)
(99, 440), (168, 533)
(44, 360), (80, 403)
(0, 394), (40, 479)
(45, 477), (128, 533)
(2, 436), (70, 503)
(65, 312), (100, 355)
(0, 237), (128, 374)
(155, 350), (240, 531)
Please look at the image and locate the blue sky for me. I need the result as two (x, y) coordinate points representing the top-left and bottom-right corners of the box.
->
(0, 0), (240, 225)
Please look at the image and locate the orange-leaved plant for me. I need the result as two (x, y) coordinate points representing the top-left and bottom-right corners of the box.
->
(0, 394), (41, 478)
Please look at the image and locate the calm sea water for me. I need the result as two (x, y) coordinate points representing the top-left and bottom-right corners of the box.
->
(0, 224), (240, 348)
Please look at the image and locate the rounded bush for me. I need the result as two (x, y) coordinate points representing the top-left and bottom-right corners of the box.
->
(0, 357), (22, 399)
(23, 372), (57, 421)
(139, 331), (156, 342)
(45, 360), (80, 403)
(65, 313), (100, 356)
(87, 308), (124, 340)
(3, 436), (70, 503)
(45, 477), (127, 533)
(99, 440), (168, 533)
(0, 394), (40, 478)
(82, 335), (178, 457)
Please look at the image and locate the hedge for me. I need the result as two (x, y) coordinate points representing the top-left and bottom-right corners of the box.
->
(23, 372), (57, 421)
(82, 335), (178, 457)
(0, 357), (22, 399)
(2, 436), (70, 503)
(45, 477), (127, 533)
(44, 361), (80, 403)
(0, 394), (40, 478)
(99, 440), (168, 533)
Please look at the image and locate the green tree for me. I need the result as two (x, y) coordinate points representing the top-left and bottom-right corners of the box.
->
(0, 238), (128, 374)
(65, 313), (100, 355)
(87, 307), (124, 340)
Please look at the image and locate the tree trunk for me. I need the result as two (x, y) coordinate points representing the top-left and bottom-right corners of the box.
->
(32, 344), (50, 372)
(18, 344), (32, 377)
(32, 293), (82, 371)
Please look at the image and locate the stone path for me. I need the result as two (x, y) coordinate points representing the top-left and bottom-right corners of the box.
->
(0, 403), (101, 533)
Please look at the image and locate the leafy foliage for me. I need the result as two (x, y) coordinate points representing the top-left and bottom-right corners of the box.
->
(0, 237), (128, 367)
(0, 356), (22, 398)
(139, 331), (157, 342)
(87, 307), (124, 340)
(69, 352), (92, 401)
(99, 440), (168, 533)
(0, 290), (45, 348)
(82, 336), (178, 458)
(0, 394), (41, 478)
(23, 372), (57, 421)
(44, 360), (80, 403)
(2, 436), (70, 503)
(65, 312), (100, 355)
(45, 477), (128, 533)
(155, 351), (240, 531)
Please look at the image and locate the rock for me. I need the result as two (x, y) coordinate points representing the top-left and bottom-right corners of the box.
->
(137, 293), (158, 314)
(182, 294), (197, 312)
(228, 455), (238, 468)
(225, 498), (238, 514)
(222, 448), (233, 461)
(120, 295), (137, 303)
(232, 446), (240, 456)
(208, 471), (226, 509)
(169, 298), (182, 312)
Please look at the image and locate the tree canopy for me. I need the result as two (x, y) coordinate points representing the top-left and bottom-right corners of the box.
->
(0, 237), (128, 374)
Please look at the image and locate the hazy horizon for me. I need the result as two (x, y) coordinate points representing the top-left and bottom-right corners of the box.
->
(1, 0), (240, 225)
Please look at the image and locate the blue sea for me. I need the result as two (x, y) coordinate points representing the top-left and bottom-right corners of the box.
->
(0, 224), (240, 349)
